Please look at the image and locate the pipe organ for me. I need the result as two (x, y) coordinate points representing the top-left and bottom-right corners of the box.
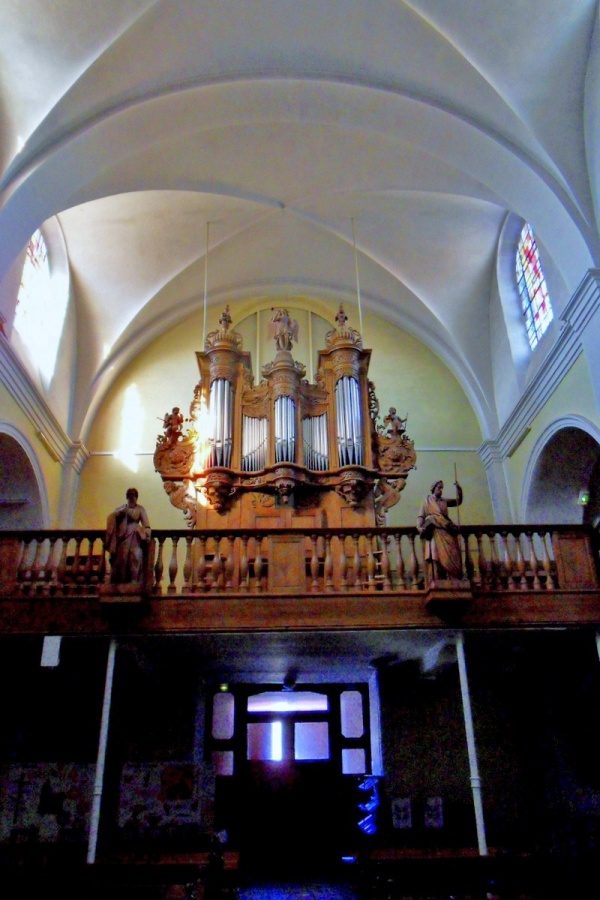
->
(154, 304), (417, 530)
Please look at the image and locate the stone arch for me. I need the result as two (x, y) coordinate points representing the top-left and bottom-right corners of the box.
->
(521, 416), (600, 524)
(0, 424), (49, 528)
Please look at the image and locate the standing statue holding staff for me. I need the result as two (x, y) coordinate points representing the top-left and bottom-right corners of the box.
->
(105, 488), (151, 584)
(417, 478), (463, 580)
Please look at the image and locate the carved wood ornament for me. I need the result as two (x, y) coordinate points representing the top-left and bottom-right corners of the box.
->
(154, 303), (417, 528)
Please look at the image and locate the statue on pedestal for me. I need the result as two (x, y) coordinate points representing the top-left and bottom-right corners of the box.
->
(105, 488), (151, 585)
(417, 480), (463, 580)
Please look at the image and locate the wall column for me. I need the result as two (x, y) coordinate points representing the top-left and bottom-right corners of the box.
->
(87, 639), (117, 864)
(456, 632), (488, 856)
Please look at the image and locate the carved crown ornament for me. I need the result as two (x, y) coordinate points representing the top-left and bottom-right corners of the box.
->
(153, 303), (417, 525)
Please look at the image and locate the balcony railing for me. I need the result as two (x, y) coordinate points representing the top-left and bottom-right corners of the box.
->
(1, 524), (598, 599)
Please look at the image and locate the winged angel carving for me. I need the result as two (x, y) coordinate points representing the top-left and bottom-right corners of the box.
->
(269, 308), (299, 352)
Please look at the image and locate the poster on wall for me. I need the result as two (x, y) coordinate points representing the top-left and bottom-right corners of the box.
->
(391, 797), (412, 829)
(424, 796), (443, 829)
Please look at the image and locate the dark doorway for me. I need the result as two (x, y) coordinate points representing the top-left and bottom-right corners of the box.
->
(240, 759), (343, 873)
(211, 684), (371, 875)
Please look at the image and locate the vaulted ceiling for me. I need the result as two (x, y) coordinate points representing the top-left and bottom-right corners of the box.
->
(1, 1), (599, 445)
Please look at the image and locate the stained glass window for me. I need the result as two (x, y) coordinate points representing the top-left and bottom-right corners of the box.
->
(14, 228), (68, 383)
(516, 223), (553, 350)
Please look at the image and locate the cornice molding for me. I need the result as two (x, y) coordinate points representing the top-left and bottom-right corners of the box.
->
(479, 269), (600, 468)
(65, 441), (90, 475)
(0, 336), (88, 468)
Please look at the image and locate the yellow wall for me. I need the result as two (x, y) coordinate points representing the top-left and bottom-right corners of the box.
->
(0, 382), (63, 526)
(74, 300), (492, 529)
(505, 353), (599, 518)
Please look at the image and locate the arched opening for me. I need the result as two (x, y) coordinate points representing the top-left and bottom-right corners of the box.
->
(524, 427), (600, 524)
(0, 433), (44, 528)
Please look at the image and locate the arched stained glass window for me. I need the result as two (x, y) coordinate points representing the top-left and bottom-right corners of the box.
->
(14, 228), (68, 384)
(516, 223), (553, 350)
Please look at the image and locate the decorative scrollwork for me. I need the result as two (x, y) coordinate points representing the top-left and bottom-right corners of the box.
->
(163, 480), (197, 527)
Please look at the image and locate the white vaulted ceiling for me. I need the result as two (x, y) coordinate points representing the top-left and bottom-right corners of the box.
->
(1, 1), (599, 444)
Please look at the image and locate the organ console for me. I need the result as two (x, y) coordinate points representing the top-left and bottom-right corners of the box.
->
(153, 304), (417, 531)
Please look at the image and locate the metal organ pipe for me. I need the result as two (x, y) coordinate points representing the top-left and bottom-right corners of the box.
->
(275, 396), (296, 462)
(303, 414), (329, 470)
(242, 416), (267, 471)
(209, 378), (233, 468)
(336, 376), (363, 466)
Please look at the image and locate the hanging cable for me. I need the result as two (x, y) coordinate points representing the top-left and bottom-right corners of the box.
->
(202, 221), (211, 347)
(351, 217), (364, 337)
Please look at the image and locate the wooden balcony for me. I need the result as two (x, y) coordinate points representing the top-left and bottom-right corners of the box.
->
(0, 524), (599, 636)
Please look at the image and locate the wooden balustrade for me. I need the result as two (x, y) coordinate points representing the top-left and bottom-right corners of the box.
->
(0, 524), (598, 600)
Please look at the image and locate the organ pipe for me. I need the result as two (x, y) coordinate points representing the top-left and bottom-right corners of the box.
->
(275, 395), (296, 462)
(302, 413), (329, 470)
(242, 416), (268, 471)
(209, 378), (234, 468)
(336, 376), (363, 466)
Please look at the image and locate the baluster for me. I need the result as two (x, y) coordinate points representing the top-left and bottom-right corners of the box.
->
(339, 534), (348, 592)
(212, 537), (224, 592)
(351, 534), (362, 591)
(239, 535), (249, 592)
(154, 536), (165, 594)
(57, 536), (70, 593)
(168, 536), (179, 593)
(195, 535), (207, 591)
(224, 536), (234, 591)
(254, 536), (264, 592)
(324, 534), (334, 591)
(84, 538), (95, 593)
(30, 538), (46, 593)
(30, 538), (47, 593)
(310, 535), (320, 591)
(71, 535), (82, 588)
(96, 536), (107, 586)
(497, 531), (512, 589)
(379, 533), (391, 590)
(539, 530), (553, 588)
(409, 533), (420, 590)
(17, 537), (34, 594)
(524, 531), (541, 589)
(463, 531), (477, 586)
(45, 536), (60, 594)
(476, 532), (489, 589)
(183, 534), (194, 593)
(393, 533), (406, 589)
(513, 532), (527, 590)
(488, 531), (501, 588)
(366, 534), (376, 591)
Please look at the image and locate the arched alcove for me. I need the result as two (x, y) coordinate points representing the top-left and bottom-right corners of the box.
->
(0, 433), (45, 528)
(523, 424), (600, 524)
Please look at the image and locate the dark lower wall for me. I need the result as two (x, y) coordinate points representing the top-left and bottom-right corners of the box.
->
(1, 631), (600, 861)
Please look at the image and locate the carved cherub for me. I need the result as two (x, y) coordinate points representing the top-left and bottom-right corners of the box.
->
(162, 407), (184, 445)
(269, 308), (299, 352)
(384, 407), (407, 438)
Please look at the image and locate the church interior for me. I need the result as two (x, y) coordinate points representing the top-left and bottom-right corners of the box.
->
(1, 3), (600, 898)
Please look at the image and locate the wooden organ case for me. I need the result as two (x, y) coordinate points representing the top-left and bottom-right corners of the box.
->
(154, 304), (417, 554)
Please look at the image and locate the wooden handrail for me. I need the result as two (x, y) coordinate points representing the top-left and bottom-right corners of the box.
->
(0, 523), (598, 599)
